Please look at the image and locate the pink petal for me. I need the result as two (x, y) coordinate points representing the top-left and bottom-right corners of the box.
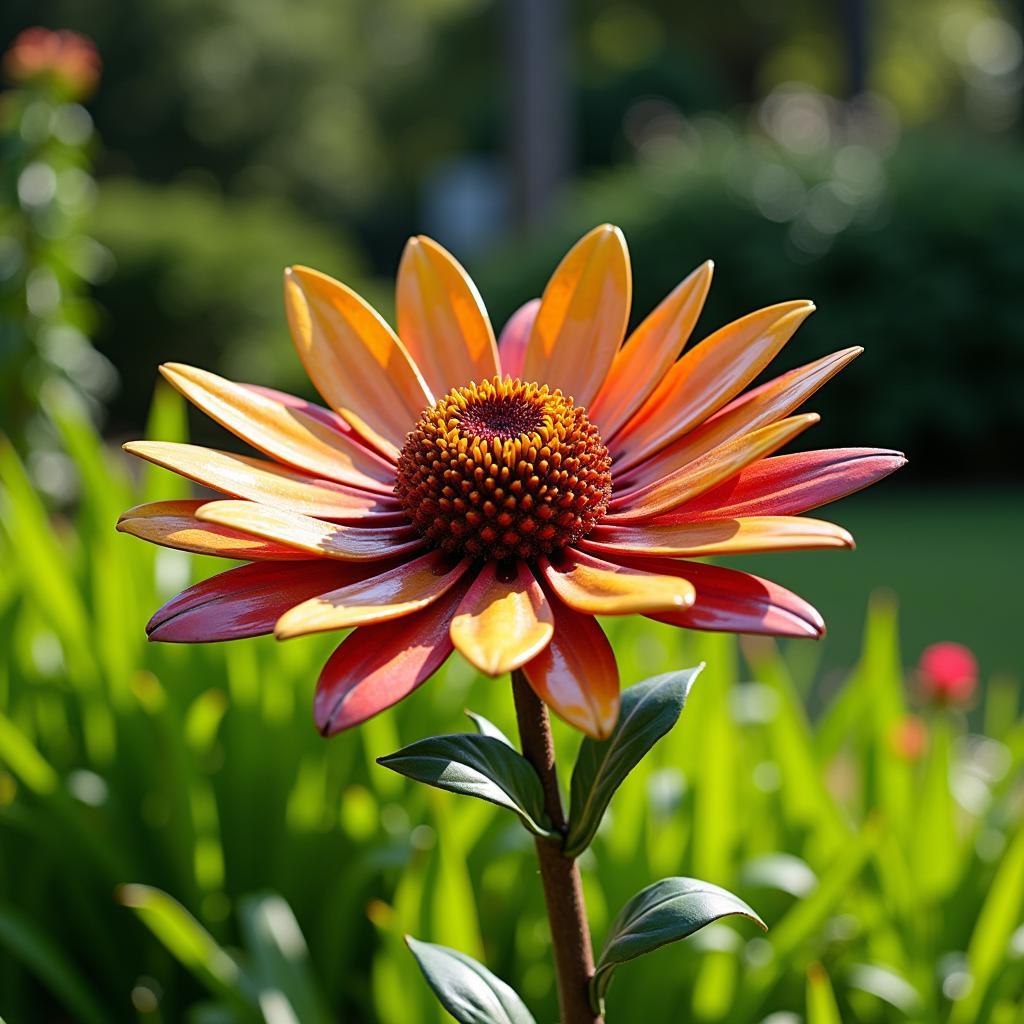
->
(664, 448), (907, 522)
(497, 298), (540, 379)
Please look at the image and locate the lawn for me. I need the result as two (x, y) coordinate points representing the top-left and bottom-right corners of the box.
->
(722, 485), (1020, 680)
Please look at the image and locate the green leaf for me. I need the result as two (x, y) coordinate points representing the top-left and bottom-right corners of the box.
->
(238, 893), (333, 1024)
(592, 876), (765, 1010)
(377, 734), (555, 838)
(565, 667), (701, 857)
(950, 817), (1024, 1024)
(806, 963), (842, 1024)
(464, 710), (514, 748)
(405, 937), (536, 1024)
(0, 903), (108, 1024)
(117, 884), (255, 1009)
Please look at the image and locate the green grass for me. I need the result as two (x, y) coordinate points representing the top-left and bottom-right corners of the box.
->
(723, 485), (1022, 679)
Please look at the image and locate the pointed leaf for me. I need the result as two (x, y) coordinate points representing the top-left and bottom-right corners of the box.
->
(593, 877), (765, 1010)
(405, 937), (537, 1024)
(465, 710), (515, 748)
(378, 734), (556, 838)
(806, 963), (842, 1024)
(565, 668), (702, 857)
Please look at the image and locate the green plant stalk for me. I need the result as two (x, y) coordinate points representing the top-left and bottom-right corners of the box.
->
(511, 670), (603, 1024)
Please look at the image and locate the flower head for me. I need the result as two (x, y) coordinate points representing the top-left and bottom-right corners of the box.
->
(119, 226), (904, 738)
(918, 641), (978, 706)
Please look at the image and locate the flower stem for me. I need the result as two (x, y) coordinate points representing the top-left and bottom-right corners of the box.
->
(511, 669), (604, 1024)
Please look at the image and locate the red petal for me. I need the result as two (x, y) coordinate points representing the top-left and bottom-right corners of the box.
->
(313, 581), (468, 736)
(147, 560), (388, 642)
(665, 448), (907, 522)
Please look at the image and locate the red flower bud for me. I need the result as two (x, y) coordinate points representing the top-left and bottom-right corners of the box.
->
(918, 642), (978, 706)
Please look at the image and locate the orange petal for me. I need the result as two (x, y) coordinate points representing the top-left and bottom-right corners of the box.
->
(274, 550), (471, 639)
(284, 266), (432, 458)
(521, 593), (620, 739)
(396, 236), (499, 397)
(611, 301), (815, 470)
(314, 581), (467, 735)
(116, 500), (316, 560)
(613, 347), (861, 495)
(521, 224), (631, 408)
(582, 515), (854, 559)
(160, 363), (396, 491)
(589, 260), (713, 438)
(147, 559), (386, 642)
(449, 561), (554, 676)
(123, 441), (404, 522)
(539, 549), (695, 615)
(606, 414), (819, 522)
(194, 500), (424, 562)
(497, 298), (540, 379)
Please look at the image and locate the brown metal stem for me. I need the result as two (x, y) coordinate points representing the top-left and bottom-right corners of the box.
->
(511, 670), (603, 1024)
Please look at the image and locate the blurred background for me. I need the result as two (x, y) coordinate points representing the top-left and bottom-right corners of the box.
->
(1, 2), (1022, 1022)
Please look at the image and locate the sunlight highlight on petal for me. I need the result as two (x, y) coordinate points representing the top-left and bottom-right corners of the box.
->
(123, 441), (403, 522)
(284, 265), (432, 458)
(194, 500), (424, 562)
(274, 550), (471, 639)
(160, 363), (397, 490)
(116, 500), (316, 560)
(539, 549), (695, 616)
(522, 224), (631, 408)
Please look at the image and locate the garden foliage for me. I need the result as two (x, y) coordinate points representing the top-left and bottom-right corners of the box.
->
(0, 388), (1022, 1021)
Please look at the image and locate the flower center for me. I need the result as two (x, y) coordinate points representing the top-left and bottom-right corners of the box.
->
(395, 376), (613, 562)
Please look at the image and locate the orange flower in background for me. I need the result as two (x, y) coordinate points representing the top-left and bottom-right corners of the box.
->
(3, 28), (101, 98)
(118, 225), (904, 738)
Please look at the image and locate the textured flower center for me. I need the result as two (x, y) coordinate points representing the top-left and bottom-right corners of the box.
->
(395, 377), (613, 561)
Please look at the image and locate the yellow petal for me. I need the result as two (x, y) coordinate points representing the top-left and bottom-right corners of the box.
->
(123, 441), (403, 522)
(275, 550), (470, 638)
(590, 260), (713, 438)
(614, 347), (861, 495)
(521, 224), (631, 408)
(539, 549), (695, 615)
(116, 500), (315, 560)
(582, 515), (854, 558)
(450, 561), (554, 676)
(194, 500), (424, 562)
(521, 595), (620, 739)
(396, 236), (499, 397)
(284, 266), (432, 458)
(607, 414), (819, 522)
(160, 363), (396, 491)
(611, 301), (815, 470)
